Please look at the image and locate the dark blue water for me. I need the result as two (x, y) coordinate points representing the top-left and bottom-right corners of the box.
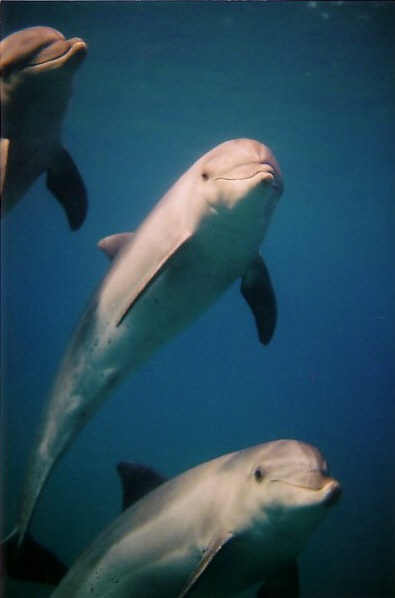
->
(1, 2), (394, 597)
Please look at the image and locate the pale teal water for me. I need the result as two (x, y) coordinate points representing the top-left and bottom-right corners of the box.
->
(1, 2), (394, 597)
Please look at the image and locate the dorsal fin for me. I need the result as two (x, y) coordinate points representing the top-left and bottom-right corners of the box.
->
(116, 462), (167, 510)
(98, 232), (134, 261)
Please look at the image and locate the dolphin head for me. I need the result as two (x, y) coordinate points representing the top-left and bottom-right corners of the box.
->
(0, 26), (87, 77)
(1, 26), (87, 109)
(229, 440), (341, 551)
(195, 138), (283, 234)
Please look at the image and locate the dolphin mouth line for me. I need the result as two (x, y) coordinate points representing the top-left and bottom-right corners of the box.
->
(26, 39), (87, 69)
(271, 478), (341, 505)
(270, 479), (328, 491)
(214, 171), (275, 183)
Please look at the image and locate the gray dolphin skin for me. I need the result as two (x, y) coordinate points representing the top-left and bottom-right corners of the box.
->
(13, 138), (283, 545)
(0, 26), (88, 229)
(51, 440), (341, 597)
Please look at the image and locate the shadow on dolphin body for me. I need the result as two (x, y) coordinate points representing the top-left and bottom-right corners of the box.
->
(4, 138), (283, 565)
(0, 26), (88, 229)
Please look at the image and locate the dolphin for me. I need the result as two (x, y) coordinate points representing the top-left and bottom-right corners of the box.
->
(0, 26), (88, 229)
(9, 138), (283, 549)
(47, 440), (341, 597)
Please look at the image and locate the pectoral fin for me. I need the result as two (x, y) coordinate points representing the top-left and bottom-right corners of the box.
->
(115, 231), (192, 327)
(256, 561), (299, 598)
(177, 532), (234, 598)
(46, 147), (87, 230)
(1, 137), (10, 198)
(241, 254), (277, 345)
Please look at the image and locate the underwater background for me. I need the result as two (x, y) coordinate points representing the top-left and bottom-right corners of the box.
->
(1, 1), (394, 596)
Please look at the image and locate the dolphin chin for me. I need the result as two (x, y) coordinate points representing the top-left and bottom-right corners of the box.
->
(323, 481), (342, 507)
(215, 169), (274, 182)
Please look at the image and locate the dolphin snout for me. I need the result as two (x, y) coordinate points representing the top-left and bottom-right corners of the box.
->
(259, 161), (283, 195)
(28, 38), (86, 66)
(323, 480), (342, 507)
(272, 469), (336, 491)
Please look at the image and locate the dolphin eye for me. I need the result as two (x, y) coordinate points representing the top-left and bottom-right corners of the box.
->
(201, 172), (209, 181)
(254, 467), (265, 482)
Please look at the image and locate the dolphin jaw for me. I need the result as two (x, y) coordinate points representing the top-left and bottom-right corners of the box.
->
(212, 162), (278, 184)
(205, 168), (280, 215)
(322, 479), (342, 507)
(271, 476), (338, 492)
(266, 477), (341, 513)
(255, 477), (341, 549)
(213, 169), (273, 182)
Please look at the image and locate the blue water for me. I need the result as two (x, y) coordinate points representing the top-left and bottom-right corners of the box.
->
(1, 2), (394, 597)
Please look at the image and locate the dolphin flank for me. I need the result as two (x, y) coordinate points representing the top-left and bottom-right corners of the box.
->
(9, 138), (283, 552)
(0, 26), (88, 229)
(48, 440), (341, 597)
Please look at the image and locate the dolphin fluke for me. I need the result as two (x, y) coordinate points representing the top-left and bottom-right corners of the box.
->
(1, 530), (67, 586)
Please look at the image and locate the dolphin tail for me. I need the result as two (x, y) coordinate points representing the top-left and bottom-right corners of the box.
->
(1, 529), (67, 586)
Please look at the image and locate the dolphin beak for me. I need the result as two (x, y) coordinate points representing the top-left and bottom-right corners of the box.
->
(272, 470), (340, 493)
(25, 37), (87, 70)
(28, 37), (87, 66)
(214, 162), (283, 197)
(323, 480), (342, 507)
(260, 161), (283, 195)
(260, 171), (278, 193)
